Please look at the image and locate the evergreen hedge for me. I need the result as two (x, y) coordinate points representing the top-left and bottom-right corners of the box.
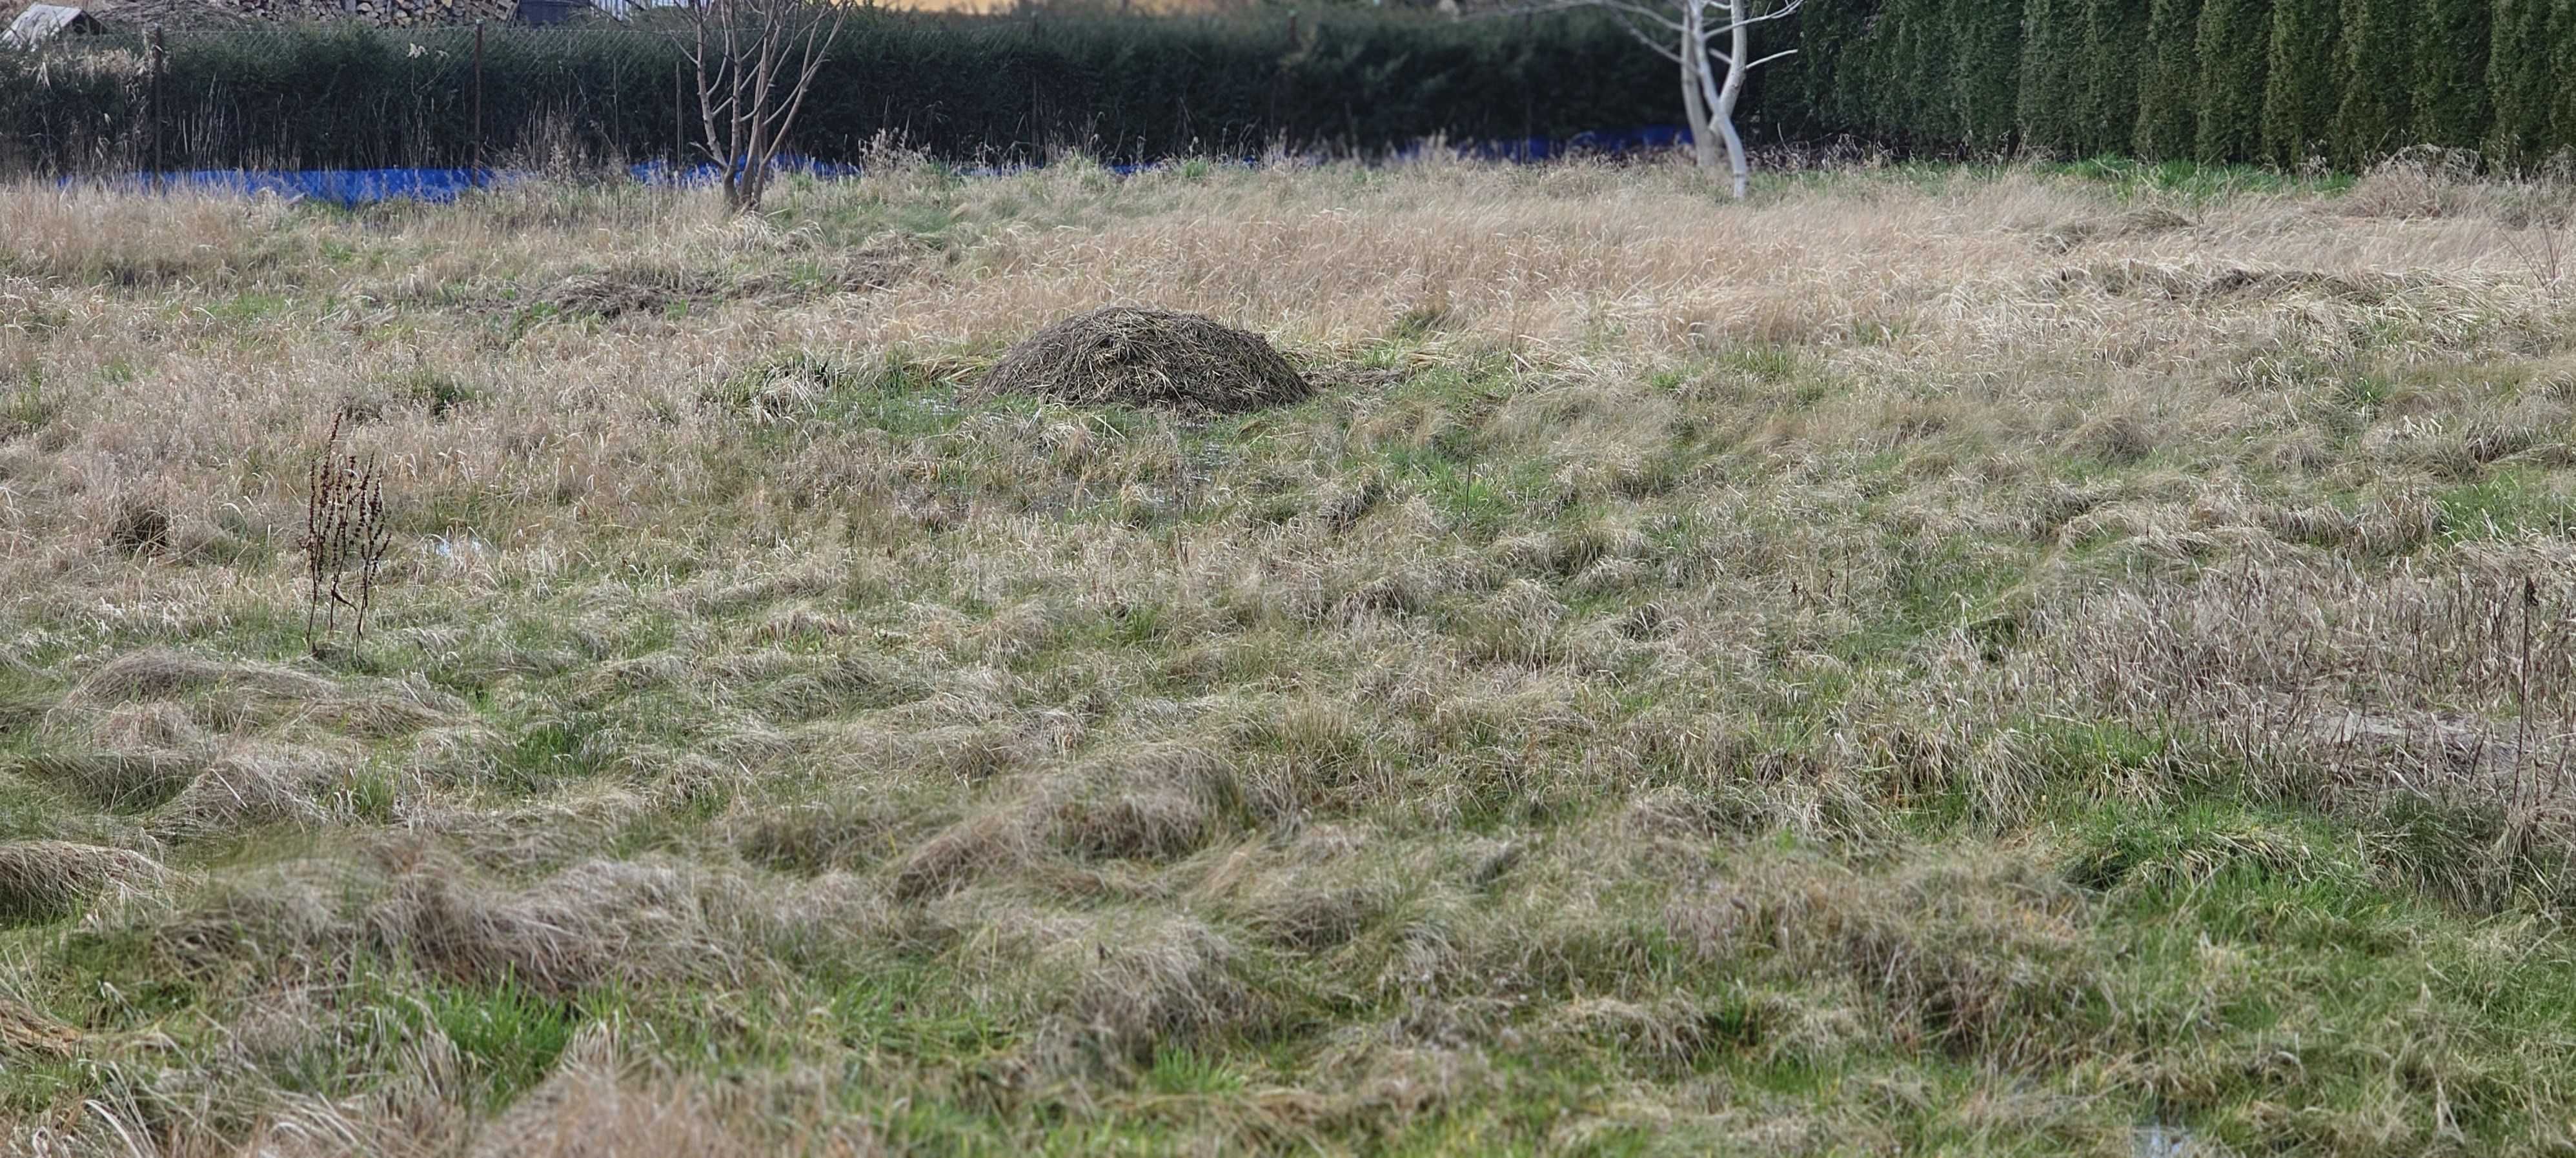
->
(1877, 0), (1959, 147)
(2332, 0), (2412, 166)
(1776, 0), (1880, 141)
(2074, 0), (2147, 157)
(2191, 0), (2270, 163)
(2015, 0), (2087, 154)
(7, 0), (2576, 178)
(2258, 0), (2338, 166)
(0, 12), (1677, 174)
(1947, 0), (2024, 151)
(2131, 0), (2203, 159)
(2557, 1), (2576, 165)
(2414, 0), (2491, 150)
(2486, 0), (2553, 167)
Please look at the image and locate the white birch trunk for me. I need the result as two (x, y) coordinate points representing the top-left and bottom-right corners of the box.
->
(1695, 0), (1754, 199)
(1679, 14), (1722, 170)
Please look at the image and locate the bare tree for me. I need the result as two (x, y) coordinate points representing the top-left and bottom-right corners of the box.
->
(674, 0), (848, 212)
(1535, 0), (1809, 198)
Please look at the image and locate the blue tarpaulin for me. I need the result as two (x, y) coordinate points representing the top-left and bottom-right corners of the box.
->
(628, 157), (864, 186)
(1445, 125), (1693, 163)
(105, 167), (502, 208)
(92, 128), (1693, 207)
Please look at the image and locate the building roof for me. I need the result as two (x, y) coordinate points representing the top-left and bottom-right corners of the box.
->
(3, 3), (101, 46)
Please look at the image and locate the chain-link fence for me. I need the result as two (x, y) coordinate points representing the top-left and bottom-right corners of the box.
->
(9, 23), (708, 175)
(0, 13), (1696, 178)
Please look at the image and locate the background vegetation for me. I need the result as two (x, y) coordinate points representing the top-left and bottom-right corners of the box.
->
(6, 0), (2576, 176)
(0, 15), (1679, 174)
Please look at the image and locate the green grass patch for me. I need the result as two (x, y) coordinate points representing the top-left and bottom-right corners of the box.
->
(419, 975), (580, 1109)
(2037, 156), (2358, 199)
(2438, 467), (2576, 538)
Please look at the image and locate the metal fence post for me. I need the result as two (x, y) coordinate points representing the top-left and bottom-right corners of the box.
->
(474, 19), (487, 178)
(147, 26), (165, 184)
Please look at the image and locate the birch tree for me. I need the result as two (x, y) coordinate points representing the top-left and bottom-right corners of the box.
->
(1587, 0), (1809, 198)
(674, 0), (846, 212)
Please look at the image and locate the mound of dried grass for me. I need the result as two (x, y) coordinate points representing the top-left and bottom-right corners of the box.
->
(2044, 258), (2422, 303)
(77, 647), (335, 704)
(0, 840), (172, 921)
(16, 747), (201, 811)
(975, 307), (1311, 413)
(467, 1026), (755, 1158)
(380, 858), (765, 996)
(148, 750), (340, 842)
(545, 262), (731, 318)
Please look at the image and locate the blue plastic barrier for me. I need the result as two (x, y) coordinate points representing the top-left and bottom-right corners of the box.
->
(92, 127), (1694, 206)
(103, 167), (502, 208)
(1403, 124), (1691, 163)
(628, 156), (865, 186)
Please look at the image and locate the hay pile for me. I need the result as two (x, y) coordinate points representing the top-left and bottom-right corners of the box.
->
(977, 307), (1310, 412)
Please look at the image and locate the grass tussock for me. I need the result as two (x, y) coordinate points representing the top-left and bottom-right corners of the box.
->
(6, 156), (2576, 1153)
(0, 840), (173, 923)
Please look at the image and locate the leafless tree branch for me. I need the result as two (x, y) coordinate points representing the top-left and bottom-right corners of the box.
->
(672, 0), (850, 212)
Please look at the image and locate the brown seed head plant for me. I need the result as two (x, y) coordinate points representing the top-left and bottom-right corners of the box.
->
(301, 411), (392, 656)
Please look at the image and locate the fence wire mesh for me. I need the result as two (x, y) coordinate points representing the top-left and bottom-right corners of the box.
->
(0, 13), (1686, 179)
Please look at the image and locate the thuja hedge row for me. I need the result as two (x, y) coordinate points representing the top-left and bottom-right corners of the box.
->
(1, 14), (1712, 174)
(6, 1), (2572, 176)
(1832, 0), (2576, 168)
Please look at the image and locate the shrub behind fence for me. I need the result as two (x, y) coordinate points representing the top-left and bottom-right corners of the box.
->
(9, 3), (2576, 180)
(0, 13), (1707, 176)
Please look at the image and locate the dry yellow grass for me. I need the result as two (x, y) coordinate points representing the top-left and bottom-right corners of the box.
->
(5, 154), (2576, 1154)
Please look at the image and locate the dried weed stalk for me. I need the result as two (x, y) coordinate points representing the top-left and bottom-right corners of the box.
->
(2504, 212), (2569, 297)
(301, 413), (391, 656)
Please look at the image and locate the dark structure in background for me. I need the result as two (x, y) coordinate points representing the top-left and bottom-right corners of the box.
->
(514, 0), (582, 23)
(3, 4), (104, 49)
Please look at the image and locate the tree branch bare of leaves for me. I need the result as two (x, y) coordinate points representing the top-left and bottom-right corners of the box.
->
(673, 0), (850, 212)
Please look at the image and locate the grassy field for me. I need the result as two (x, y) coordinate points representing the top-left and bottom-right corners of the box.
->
(4, 153), (2576, 1155)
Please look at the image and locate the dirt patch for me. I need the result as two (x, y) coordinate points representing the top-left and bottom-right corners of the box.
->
(975, 307), (1312, 413)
